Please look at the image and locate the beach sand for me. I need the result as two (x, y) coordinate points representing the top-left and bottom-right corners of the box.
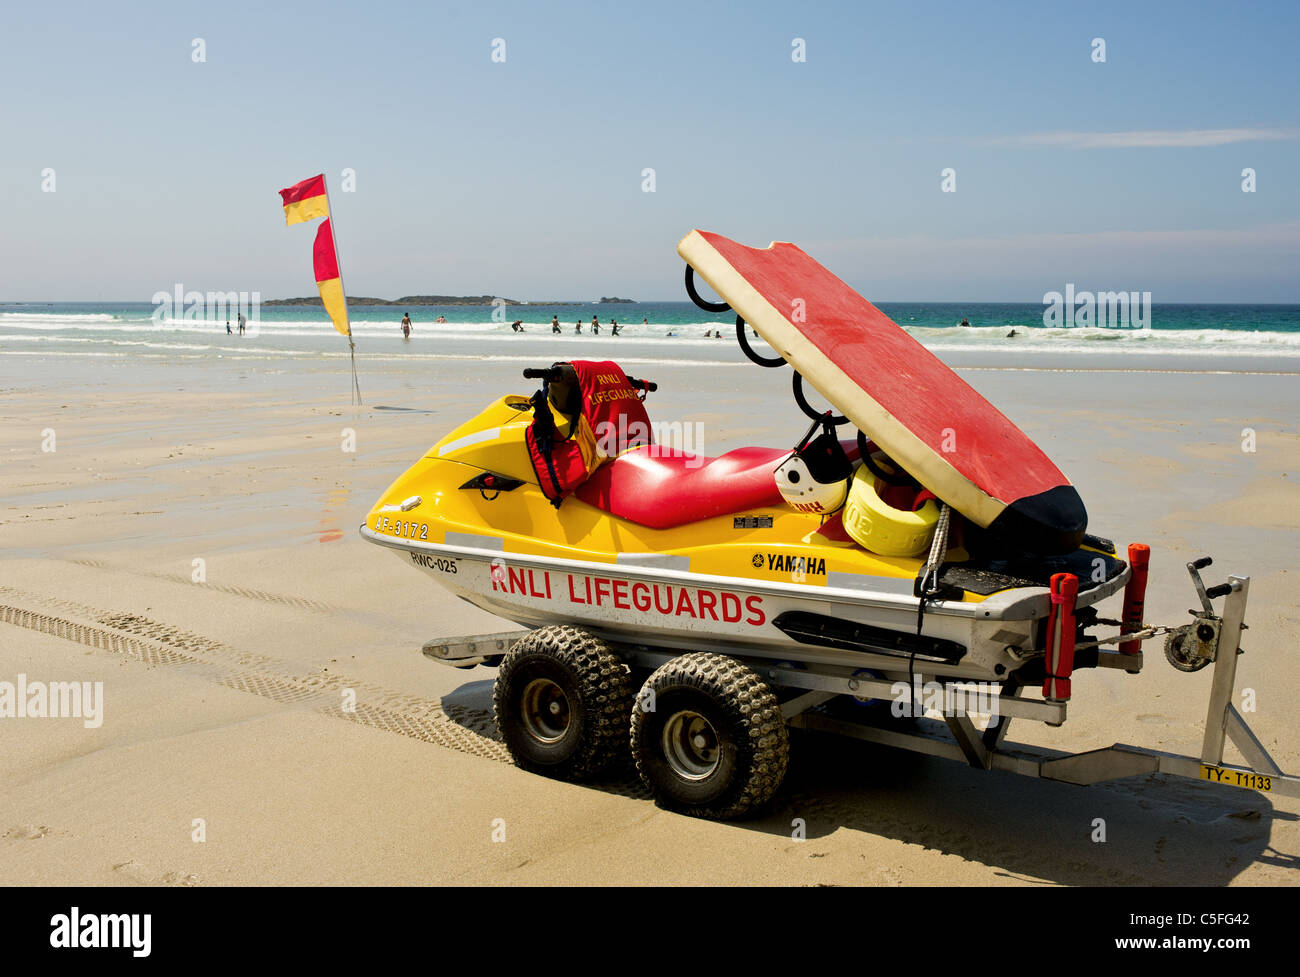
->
(2, 353), (1298, 886)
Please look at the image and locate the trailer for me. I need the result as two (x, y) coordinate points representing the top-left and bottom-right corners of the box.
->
(421, 557), (1297, 818)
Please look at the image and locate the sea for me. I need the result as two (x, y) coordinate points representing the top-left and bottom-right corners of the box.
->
(4, 301), (1300, 370)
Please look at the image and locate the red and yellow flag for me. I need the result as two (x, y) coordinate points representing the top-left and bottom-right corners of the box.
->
(279, 174), (330, 226)
(313, 219), (350, 336)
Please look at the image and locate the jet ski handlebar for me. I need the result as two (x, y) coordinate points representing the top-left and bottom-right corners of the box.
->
(522, 367), (656, 392)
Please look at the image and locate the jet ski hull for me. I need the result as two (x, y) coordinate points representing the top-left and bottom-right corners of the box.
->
(360, 524), (1128, 682)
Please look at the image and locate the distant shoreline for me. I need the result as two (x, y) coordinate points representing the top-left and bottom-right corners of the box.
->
(263, 295), (639, 307)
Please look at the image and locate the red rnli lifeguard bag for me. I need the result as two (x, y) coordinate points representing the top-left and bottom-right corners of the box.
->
(526, 360), (652, 505)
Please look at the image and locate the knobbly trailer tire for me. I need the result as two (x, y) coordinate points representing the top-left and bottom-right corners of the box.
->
(493, 625), (634, 781)
(631, 652), (789, 819)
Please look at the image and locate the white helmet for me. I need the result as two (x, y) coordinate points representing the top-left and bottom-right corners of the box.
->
(775, 418), (852, 515)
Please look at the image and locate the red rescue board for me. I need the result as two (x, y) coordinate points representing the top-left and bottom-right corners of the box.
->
(678, 230), (1086, 554)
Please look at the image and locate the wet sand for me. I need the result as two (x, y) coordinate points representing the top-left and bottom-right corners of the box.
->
(2, 353), (1298, 885)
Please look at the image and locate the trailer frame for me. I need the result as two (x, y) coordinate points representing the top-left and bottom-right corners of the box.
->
(422, 571), (1299, 800)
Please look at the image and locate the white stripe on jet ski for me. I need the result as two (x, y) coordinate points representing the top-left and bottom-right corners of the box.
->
(438, 428), (501, 456)
(445, 532), (504, 550)
(826, 572), (916, 596)
(616, 553), (691, 571)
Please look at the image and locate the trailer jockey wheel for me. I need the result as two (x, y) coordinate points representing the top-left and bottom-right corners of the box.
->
(493, 625), (634, 781)
(630, 653), (789, 819)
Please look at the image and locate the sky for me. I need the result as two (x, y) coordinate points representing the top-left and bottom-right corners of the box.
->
(1, 0), (1298, 302)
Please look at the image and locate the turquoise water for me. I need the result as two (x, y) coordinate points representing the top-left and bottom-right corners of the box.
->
(4, 300), (1300, 363)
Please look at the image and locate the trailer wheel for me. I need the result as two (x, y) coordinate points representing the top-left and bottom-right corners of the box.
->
(631, 653), (789, 819)
(493, 626), (633, 781)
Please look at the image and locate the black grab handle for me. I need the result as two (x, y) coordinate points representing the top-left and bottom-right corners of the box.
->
(684, 265), (731, 314)
(526, 366), (656, 393)
(1189, 556), (1213, 570)
(1205, 583), (1233, 600)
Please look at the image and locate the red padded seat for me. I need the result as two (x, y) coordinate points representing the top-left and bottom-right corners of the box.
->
(574, 445), (789, 529)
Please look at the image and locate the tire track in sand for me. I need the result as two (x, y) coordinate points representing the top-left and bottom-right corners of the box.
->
(67, 559), (334, 613)
(0, 588), (506, 761)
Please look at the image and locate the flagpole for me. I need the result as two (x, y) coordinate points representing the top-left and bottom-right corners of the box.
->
(322, 174), (362, 405)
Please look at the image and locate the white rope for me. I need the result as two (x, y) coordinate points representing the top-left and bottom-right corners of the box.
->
(1073, 625), (1171, 651)
(349, 336), (363, 405)
(910, 502), (952, 716)
(919, 503), (951, 595)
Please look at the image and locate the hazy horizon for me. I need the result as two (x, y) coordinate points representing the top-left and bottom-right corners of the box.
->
(9, 296), (1300, 307)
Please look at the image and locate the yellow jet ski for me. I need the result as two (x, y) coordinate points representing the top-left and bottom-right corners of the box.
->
(360, 360), (1129, 684)
(359, 231), (1290, 819)
(363, 231), (1130, 687)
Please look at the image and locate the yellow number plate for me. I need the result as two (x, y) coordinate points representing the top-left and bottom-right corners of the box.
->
(1200, 764), (1272, 792)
